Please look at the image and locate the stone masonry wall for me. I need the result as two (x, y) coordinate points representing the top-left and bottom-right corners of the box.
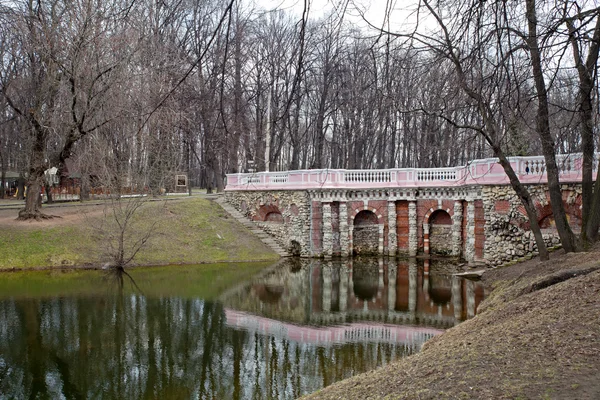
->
(225, 191), (312, 256)
(429, 225), (453, 255)
(482, 184), (582, 266)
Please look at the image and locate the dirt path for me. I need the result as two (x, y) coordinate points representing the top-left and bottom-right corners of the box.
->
(305, 247), (600, 399)
(0, 204), (106, 230)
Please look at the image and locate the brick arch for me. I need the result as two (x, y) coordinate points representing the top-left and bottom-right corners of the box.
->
(353, 209), (379, 226)
(423, 206), (454, 225)
(255, 204), (283, 222)
(350, 206), (384, 224)
(537, 203), (582, 230)
(425, 208), (454, 255)
(515, 198), (583, 230)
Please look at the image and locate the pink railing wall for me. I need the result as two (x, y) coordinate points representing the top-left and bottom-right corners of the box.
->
(225, 153), (599, 191)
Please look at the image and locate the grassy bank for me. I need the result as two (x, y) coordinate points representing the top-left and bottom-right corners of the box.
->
(0, 196), (279, 270)
(305, 247), (600, 399)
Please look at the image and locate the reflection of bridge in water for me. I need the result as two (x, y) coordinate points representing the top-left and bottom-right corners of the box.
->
(225, 309), (442, 348)
(220, 258), (485, 332)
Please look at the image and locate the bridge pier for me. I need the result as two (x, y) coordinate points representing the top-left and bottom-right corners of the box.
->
(322, 202), (333, 258)
(452, 200), (463, 257)
(465, 201), (476, 262)
(408, 201), (418, 257)
(340, 202), (350, 257)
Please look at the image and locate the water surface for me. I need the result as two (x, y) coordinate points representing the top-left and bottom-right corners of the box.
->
(0, 258), (484, 399)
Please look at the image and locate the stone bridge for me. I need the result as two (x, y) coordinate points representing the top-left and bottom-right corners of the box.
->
(224, 153), (598, 265)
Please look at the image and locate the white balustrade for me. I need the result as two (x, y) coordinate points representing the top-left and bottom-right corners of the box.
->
(344, 171), (391, 183)
(241, 175), (262, 185)
(416, 168), (458, 181)
(225, 152), (599, 191)
(269, 173), (289, 184)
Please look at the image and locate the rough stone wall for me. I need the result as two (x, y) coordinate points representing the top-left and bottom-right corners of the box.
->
(482, 184), (582, 266)
(429, 225), (453, 255)
(353, 226), (380, 255)
(224, 191), (312, 256)
(474, 200), (486, 259)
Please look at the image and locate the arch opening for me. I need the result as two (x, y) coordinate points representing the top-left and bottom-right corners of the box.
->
(353, 210), (379, 255)
(265, 211), (283, 223)
(429, 209), (453, 255)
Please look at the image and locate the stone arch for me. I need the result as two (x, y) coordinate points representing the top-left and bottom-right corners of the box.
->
(289, 240), (301, 256)
(427, 209), (453, 255)
(352, 210), (380, 255)
(256, 204), (283, 223)
(423, 206), (454, 225)
(349, 205), (383, 224)
(537, 203), (582, 232)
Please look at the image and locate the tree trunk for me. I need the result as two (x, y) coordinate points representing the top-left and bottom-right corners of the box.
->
(566, 17), (600, 244)
(525, 0), (579, 252)
(586, 176), (600, 242)
(18, 176), (47, 220)
(45, 183), (53, 204)
(17, 177), (25, 200)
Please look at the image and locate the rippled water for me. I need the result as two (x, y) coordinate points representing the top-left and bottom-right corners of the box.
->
(0, 258), (484, 399)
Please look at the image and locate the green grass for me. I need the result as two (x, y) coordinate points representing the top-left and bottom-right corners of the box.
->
(0, 196), (279, 270)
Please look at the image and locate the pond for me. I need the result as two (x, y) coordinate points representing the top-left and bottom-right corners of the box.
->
(0, 258), (485, 399)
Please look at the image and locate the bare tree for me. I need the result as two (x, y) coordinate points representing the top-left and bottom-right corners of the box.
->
(0, 0), (138, 219)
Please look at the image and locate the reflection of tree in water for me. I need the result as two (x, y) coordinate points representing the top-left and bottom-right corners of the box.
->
(0, 281), (418, 399)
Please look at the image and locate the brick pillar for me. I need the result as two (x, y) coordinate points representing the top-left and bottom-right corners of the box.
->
(387, 201), (397, 256)
(322, 202), (333, 258)
(339, 202), (350, 257)
(423, 223), (430, 255)
(452, 200), (463, 257)
(408, 201), (417, 256)
(465, 201), (476, 262)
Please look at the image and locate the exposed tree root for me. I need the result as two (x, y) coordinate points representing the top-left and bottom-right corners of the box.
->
(522, 266), (600, 295)
(16, 209), (62, 221)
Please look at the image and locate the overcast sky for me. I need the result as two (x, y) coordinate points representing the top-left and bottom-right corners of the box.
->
(251, 0), (416, 31)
